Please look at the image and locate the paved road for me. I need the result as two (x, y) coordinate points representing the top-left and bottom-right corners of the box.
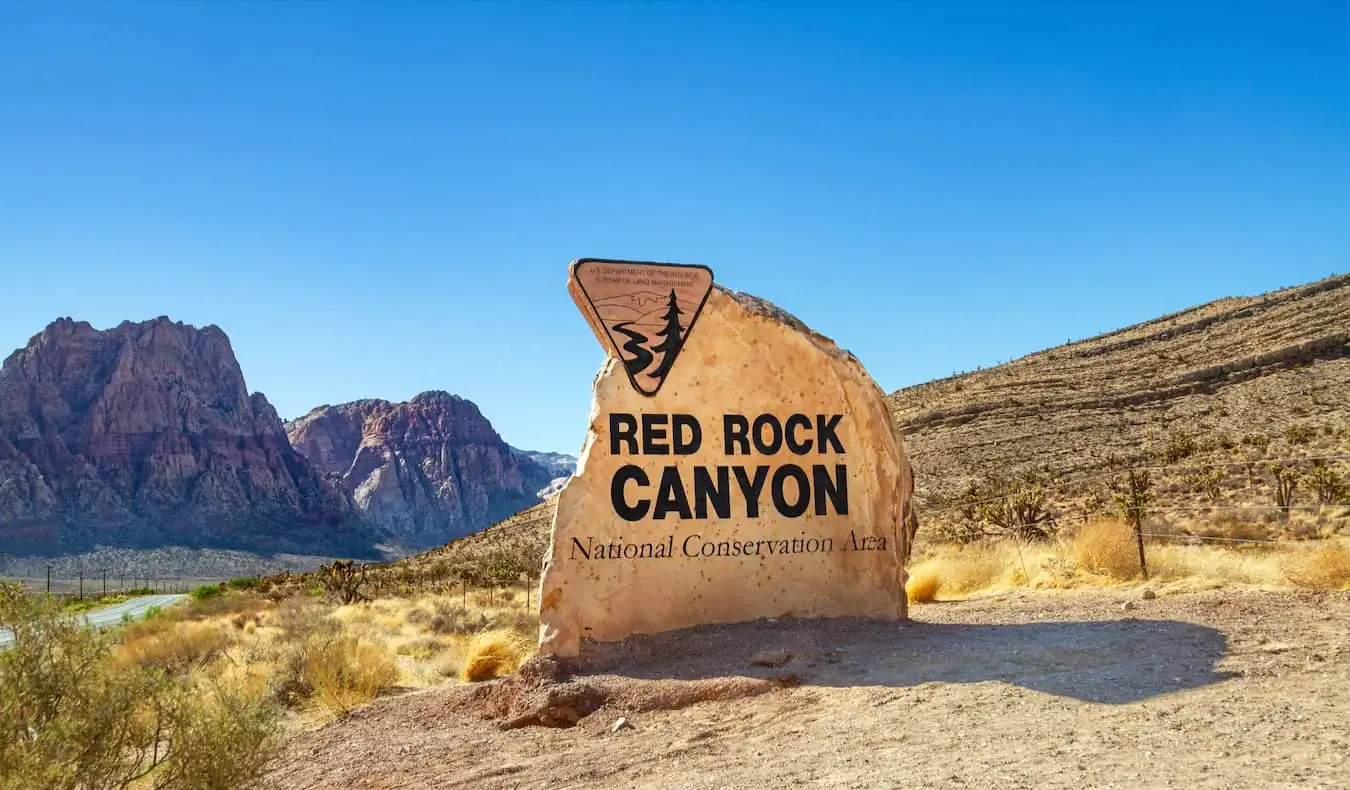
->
(0, 593), (187, 649)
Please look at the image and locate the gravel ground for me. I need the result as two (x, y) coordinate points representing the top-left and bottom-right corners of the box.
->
(264, 588), (1350, 790)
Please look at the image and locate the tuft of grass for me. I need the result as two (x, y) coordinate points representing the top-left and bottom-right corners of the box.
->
(459, 629), (533, 682)
(905, 569), (940, 603)
(1281, 540), (1350, 590)
(117, 619), (233, 675)
(1071, 519), (1143, 580)
(303, 634), (400, 715)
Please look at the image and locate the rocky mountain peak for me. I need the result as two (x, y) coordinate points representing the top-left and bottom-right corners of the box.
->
(0, 317), (379, 557)
(286, 393), (551, 548)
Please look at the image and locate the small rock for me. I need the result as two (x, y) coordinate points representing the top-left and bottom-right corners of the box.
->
(611, 716), (634, 733)
(1121, 601), (1136, 612)
(1140, 588), (1156, 600)
(750, 648), (793, 668)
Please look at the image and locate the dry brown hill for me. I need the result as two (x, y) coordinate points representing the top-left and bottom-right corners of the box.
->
(892, 273), (1350, 538)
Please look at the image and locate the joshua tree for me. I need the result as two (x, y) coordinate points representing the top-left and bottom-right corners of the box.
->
(1270, 464), (1299, 512)
(1112, 469), (1153, 579)
(316, 559), (368, 604)
(1306, 462), (1345, 506)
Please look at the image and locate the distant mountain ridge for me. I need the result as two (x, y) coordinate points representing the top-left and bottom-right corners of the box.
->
(509, 447), (576, 498)
(0, 317), (380, 557)
(0, 317), (556, 564)
(285, 394), (553, 548)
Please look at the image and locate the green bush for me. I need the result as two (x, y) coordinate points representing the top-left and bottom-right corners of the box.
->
(124, 587), (155, 596)
(227, 577), (260, 590)
(190, 584), (224, 601)
(1285, 424), (1316, 445)
(0, 583), (280, 790)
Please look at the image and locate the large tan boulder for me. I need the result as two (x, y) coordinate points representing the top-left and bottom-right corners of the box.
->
(539, 261), (915, 657)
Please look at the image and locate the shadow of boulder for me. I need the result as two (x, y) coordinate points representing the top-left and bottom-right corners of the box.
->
(575, 615), (1236, 705)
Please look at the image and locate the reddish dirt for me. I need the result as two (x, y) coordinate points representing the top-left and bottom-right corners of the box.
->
(263, 589), (1350, 789)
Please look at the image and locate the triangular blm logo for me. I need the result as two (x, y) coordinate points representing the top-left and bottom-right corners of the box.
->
(569, 259), (715, 397)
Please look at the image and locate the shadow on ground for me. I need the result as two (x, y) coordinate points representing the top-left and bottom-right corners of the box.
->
(575, 615), (1237, 705)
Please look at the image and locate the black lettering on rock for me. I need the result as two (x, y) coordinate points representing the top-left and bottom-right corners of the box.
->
(785, 413), (813, 454)
(653, 465), (692, 519)
(816, 414), (845, 454)
(752, 414), (783, 454)
(813, 464), (848, 515)
(732, 465), (769, 517)
(570, 536), (592, 560)
(724, 414), (750, 455)
(771, 464), (810, 517)
(611, 465), (650, 521)
(610, 413), (638, 455)
(693, 466), (731, 519)
(672, 414), (702, 455)
(642, 413), (670, 455)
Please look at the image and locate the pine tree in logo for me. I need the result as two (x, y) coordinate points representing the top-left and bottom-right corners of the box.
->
(647, 289), (684, 381)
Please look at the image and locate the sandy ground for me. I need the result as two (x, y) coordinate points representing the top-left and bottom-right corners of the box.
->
(264, 589), (1350, 789)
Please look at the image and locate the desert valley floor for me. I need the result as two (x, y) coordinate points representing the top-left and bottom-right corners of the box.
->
(263, 588), (1349, 790)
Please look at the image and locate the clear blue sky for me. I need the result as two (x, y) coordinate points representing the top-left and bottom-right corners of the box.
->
(2, 1), (1347, 455)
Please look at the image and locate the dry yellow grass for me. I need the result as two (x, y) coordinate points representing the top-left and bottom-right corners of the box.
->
(304, 634), (400, 715)
(906, 518), (1346, 601)
(460, 629), (533, 682)
(1281, 540), (1350, 590)
(905, 570), (940, 603)
(1071, 519), (1143, 580)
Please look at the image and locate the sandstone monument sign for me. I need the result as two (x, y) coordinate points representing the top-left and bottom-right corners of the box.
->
(538, 258), (916, 657)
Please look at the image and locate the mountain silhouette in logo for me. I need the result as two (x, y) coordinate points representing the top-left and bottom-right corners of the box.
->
(570, 260), (715, 396)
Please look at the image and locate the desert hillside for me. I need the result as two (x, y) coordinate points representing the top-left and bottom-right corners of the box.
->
(889, 273), (1349, 529)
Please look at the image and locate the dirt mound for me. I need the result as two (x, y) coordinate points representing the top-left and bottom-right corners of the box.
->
(456, 653), (798, 730)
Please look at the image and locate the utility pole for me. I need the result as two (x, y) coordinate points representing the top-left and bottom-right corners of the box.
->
(102, 569), (108, 598)
(46, 564), (52, 593)
(78, 571), (83, 600)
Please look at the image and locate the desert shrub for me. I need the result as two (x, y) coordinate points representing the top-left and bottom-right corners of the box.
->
(1162, 429), (1197, 463)
(191, 583), (223, 601)
(227, 577), (259, 590)
(1284, 424), (1316, 445)
(1191, 464), (1223, 501)
(118, 619), (232, 675)
(1281, 541), (1350, 590)
(1072, 519), (1142, 580)
(0, 583), (279, 790)
(1242, 433), (1271, 450)
(124, 587), (155, 596)
(152, 684), (280, 790)
(460, 629), (532, 682)
(396, 636), (445, 659)
(303, 633), (399, 714)
(1307, 463), (1346, 505)
(905, 570), (940, 603)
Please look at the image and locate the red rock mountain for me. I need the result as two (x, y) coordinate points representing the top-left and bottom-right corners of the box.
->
(285, 393), (552, 549)
(0, 317), (381, 557)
